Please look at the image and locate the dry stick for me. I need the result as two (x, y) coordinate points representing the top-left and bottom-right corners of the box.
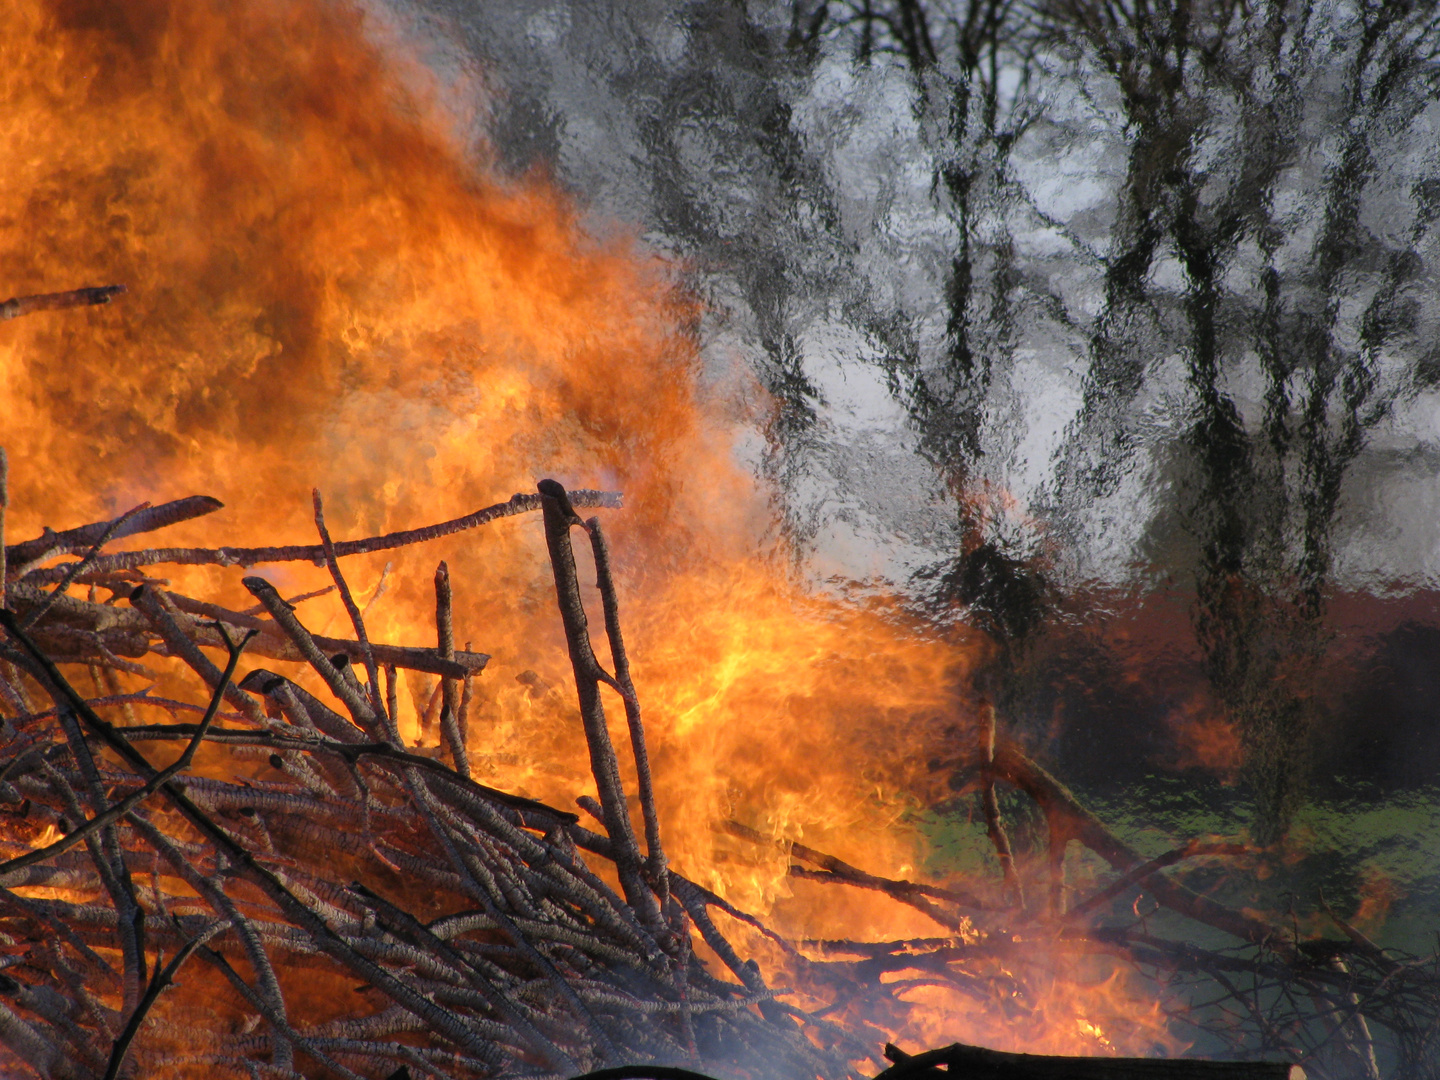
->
(537, 480), (655, 924)
(0, 284), (125, 321)
(0, 612), (509, 1065)
(116, 724), (578, 825)
(420, 679), (443, 743)
(0, 1000), (78, 1080)
(0, 630), (252, 875)
(24, 489), (624, 583)
(0, 949), (110, 1070)
(672, 879), (799, 1035)
(1, 581), (149, 635)
(103, 920), (226, 1080)
(586, 517), (666, 892)
(384, 664), (399, 741)
(1064, 840), (1250, 923)
(239, 574), (615, 1057)
(4, 494), (222, 570)
(979, 701), (1023, 909)
(986, 735), (1283, 949)
(457, 653), (474, 758)
(404, 779), (621, 1061)
(241, 577), (385, 741)
(434, 562), (469, 777)
(0, 884), (119, 985)
(361, 562), (392, 619)
(167, 591), (486, 677)
(238, 670), (366, 745)
(98, 665), (139, 729)
(720, 820), (989, 923)
(129, 586), (269, 727)
(237, 586), (334, 617)
(192, 945), (365, 1080)
(313, 490), (393, 741)
(19, 502), (152, 631)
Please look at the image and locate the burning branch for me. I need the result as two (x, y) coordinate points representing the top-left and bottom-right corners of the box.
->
(0, 285), (125, 322)
(17, 490), (624, 585)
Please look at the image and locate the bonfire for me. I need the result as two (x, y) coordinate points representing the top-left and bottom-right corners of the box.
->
(0, 291), (1435, 1080)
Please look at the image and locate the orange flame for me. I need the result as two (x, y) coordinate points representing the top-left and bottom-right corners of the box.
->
(1, 0), (1180, 1058)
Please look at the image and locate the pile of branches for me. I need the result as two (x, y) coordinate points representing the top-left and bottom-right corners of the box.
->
(0, 470), (875, 1080)
(0, 475), (1431, 1080)
(0, 287), (1434, 1080)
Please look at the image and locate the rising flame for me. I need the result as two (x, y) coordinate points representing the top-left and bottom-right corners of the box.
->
(0, 0), (1177, 1059)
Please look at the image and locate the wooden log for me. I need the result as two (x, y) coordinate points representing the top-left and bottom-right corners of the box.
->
(879, 1042), (1304, 1080)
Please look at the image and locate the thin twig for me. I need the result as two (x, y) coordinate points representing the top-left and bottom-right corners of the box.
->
(103, 920), (226, 1080)
(314, 490), (392, 739)
(586, 517), (666, 891)
(978, 700), (1023, 908)
(19, 503), (152, 631)
(0, 627), (254, 875)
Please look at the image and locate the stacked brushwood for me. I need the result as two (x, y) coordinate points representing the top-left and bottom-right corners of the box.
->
(0, 467), (886, 1080)
(0, 474), (1421, 1080)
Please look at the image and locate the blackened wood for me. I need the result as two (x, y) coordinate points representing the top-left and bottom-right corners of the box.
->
(238, 669), (365, 744)
(878, 1042), (1304, 1080)
(19, 502), (151, 631)
(0, 284), (125, 321)
(0, 632), (246, 875)
(0, 610), (509, 1065)
(313, 490), (391, 738)
(130, 586), (269, 727)
(241, 577), (386, 741)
